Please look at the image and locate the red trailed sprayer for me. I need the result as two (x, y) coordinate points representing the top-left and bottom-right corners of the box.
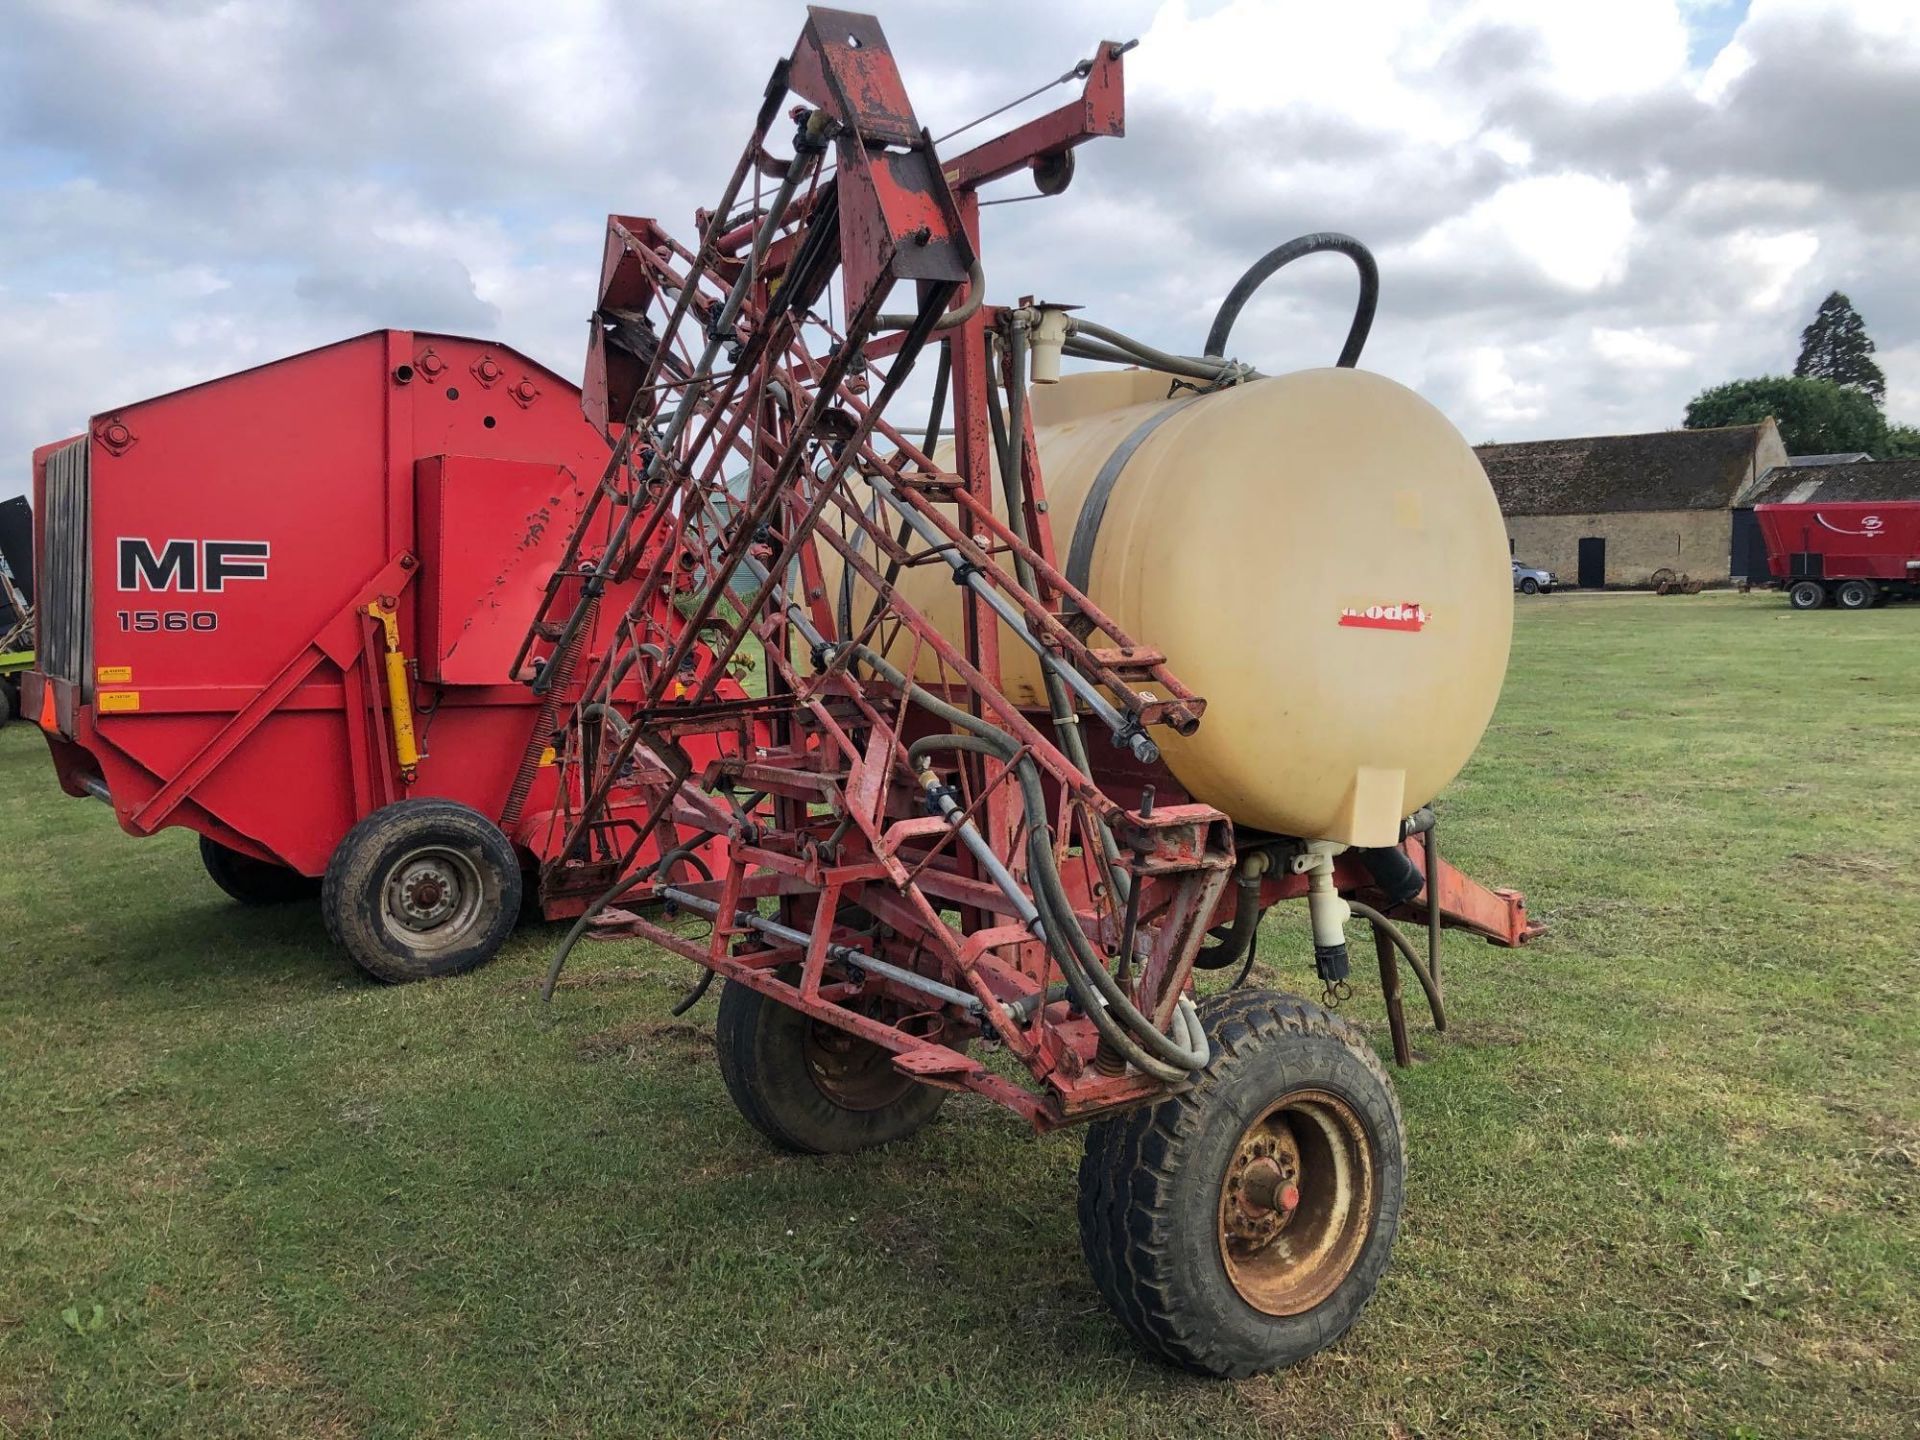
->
(512, 8), (1537, 1376)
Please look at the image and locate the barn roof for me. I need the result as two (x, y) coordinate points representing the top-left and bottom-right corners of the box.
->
(1743, 459), (1920, 507)
(1474, 424), (1773, 516)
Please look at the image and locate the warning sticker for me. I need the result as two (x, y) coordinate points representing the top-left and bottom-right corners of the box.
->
(1339, 602), (1429, 633)
(97, 690), (141, 713)
(96, 664), (133, 684)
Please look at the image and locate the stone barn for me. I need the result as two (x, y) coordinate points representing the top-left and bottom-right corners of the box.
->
(1475, 420), (1787, 588)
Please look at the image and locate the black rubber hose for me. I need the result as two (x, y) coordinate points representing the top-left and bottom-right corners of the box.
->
(984, 331), (1131, 906)
(669, 967), (716, 1017)
(660, 849), (718, 1014)
(1202, 231), (1378, 367)
(1357, 845), (1425, 906)
(541, 844), (712, 1003)
(1349, 899), (1446, 1033)
(889, 699), (1202, 1076)
(906, 732), (1189, 1079)
(1228, 918), (1261, 991)
(1194, 873), (1263, 970)
(1068, 321), (1234, 382)
(1425, 822), (1443, 991)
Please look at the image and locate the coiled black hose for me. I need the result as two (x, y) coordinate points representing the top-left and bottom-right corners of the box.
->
(1202, 231), (1378, 367)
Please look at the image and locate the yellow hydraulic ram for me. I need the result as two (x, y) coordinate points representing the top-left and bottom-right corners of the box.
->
(365, 600), (420, 782)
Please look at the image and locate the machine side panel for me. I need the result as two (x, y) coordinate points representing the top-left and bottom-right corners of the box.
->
(416, 456), (589, 686)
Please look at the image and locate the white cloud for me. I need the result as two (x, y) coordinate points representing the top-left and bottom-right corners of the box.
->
(1695, 39), (1756, 100)
(1459, 0), (1691, 99)
(1405, 174), (1637, 293)
(1725, 230), (1822, 311)
(1136, 0), (1467, 138)
(1593, 327), (1696, 370)
(1463, 344), (1548, 425)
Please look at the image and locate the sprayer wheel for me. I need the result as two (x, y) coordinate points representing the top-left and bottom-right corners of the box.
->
(1076, 989), (1405, 1378)
(713, 977), (950, 1154)
(322, 799), (520, 983)
(199, 835), (320, 906)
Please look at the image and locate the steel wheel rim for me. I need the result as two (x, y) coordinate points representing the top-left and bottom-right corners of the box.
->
(801, 1017), (916, 1112)
(382, 844), (489, 953)
(1217, 1088), (1375, 1316)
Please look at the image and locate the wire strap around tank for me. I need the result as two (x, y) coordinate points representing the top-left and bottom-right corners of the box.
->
(1063, 396), (1203, 593)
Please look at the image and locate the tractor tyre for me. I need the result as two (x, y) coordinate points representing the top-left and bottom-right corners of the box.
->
(322, 799), (520, 983)
(714, 976), (950, 1154)
(1, 675), (19, 724)
(200, 835), (320, 906)
(1076, 989), (1405, 1378)
(1836, 579), (1876, 611)
(1788, 580), (1827, 610)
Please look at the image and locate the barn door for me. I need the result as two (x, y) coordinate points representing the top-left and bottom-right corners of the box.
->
(1577, 536), (1606, 589)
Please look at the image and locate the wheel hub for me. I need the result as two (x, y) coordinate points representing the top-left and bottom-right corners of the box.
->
(388, 853), (471, 933)
(1223, 1130), (1302, 1249)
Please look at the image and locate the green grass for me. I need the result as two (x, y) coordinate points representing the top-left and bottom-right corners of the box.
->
(2, 592), (1915, 1438)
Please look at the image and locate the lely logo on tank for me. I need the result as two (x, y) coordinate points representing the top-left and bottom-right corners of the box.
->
(1338, 602), (1429, 632)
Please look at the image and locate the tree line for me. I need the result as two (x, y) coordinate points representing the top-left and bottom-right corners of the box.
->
(1684, 292), (1919, 459)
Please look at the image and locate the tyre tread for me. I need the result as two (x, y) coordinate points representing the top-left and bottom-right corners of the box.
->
(320, 799), (519, 983)
(1077, 988), (1403, 1377)
(711, 977), (948, 1155)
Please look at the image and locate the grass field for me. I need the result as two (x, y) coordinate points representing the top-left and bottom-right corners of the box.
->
(2, 592), (1915, 1438)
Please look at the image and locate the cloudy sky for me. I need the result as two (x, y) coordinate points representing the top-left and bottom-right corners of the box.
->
(4, 0), (1918, 499)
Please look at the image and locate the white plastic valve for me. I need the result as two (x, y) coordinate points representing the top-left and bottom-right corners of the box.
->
(1031, 307), (1070, 384)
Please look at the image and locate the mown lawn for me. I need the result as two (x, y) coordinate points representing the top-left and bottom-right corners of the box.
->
(1, 592), (1915, 1438)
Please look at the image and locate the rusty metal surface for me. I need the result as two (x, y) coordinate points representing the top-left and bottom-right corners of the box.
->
(1217, 1089), (1374, 1316)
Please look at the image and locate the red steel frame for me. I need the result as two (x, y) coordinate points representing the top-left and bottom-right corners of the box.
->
(520, 8), (1532, 1131)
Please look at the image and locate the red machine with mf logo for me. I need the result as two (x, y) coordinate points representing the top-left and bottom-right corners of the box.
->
(25, 330), (745, 980)
(1757, 498), (1920, 610)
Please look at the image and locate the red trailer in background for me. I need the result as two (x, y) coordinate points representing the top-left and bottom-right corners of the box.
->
(24, 330), (746, 981)
(1757, 499), (1920, 610)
